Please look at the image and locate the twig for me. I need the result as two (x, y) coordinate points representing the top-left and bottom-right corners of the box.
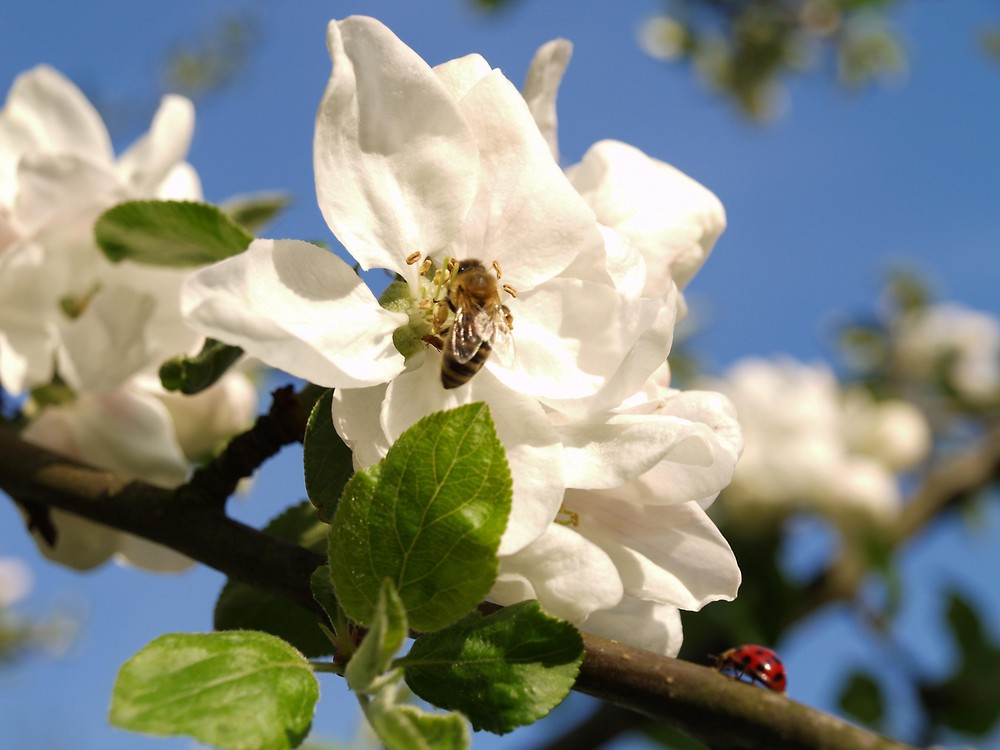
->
(180, 384), (322, 508)
(0, 427), (918, 750)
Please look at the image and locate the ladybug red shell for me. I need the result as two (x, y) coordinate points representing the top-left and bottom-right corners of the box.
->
(712, 644), (787, 693)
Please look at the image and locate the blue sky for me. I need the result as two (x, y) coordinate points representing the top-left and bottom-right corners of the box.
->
(2, 1), (1000, 748)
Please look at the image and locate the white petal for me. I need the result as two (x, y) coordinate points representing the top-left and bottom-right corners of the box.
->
(116, 95), (195, 195)
(315, 17), (478, 278)
(434, 54), (494, 101)
(67, 389), (190, 488)
(492, 523), (623, 622)
(115, 535), (193, 572)
(455, 70), (600, 291)
(522, 39), (573, 162)
(23, 507), (119, 571)
(566, 140), (725, 294)
(569, 493), (741, 610)
(491, 276), (670, 407)
(557, 412), (723, 491)
(152, 372), (258, 462)
(182, 239), (407, 388)
(580, 598), (683, 656)
(99, 259), (201, 368)
(12, 153), (119, 238)
(0, 243), (60, 393)
(57, 285), (156, 392)
(380, 357), (564, 555)
(332, 382), (392, 470)
(0, 65), (113, 194)
(154, 161), (203, 201)
(588, 390), (743, 506)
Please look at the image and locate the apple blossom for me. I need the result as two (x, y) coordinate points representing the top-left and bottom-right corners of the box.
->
(492, 364), (743, 655)
(182, 16), (682, 557)
(179, 17), (746, 646)
(0, 64), (202, 395)
(705, 357), (929, 526)
(0, 66), (262, 570)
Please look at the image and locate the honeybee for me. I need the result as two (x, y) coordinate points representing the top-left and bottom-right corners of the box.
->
(439, 259), (515, 389)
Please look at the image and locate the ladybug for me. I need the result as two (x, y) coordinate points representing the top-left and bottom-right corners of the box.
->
(711, 644), (787, 693)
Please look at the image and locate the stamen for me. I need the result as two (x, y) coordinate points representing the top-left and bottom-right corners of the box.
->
(502, 283), (518, 298)
(406, 251), (422, 265)
(556, 506), (580, 528)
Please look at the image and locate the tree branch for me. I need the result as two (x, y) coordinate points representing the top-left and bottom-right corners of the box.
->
(0, 428), (320, 612)
(0, 427), (917, 750)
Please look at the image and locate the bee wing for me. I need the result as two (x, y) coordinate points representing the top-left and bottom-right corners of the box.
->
(488, 307), (515, 365)
(449, 308), (487, 364)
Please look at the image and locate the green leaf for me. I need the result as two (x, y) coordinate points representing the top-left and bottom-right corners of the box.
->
(303, 388), (353, 522)
(215, 503), (331, 657)
(160, 338), (245, 394)
(310, 565), (338, 626)
(329, 403), (511, 633)
(403, 601), (584, 734)
(368, 702), (469, 750)
(346, 579), (408, 694)
(110, 631), (318, 750)
(221, 192), (292, 233)
(838, 671), (884, 727)
(95, 200), (252, 267)
(256, 500), (330, 550)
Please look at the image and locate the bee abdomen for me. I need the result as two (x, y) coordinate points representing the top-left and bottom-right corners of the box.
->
(441, 341), (491, 389)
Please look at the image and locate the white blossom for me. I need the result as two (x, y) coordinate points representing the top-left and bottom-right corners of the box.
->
(181, 17), (741, 643)
(493, 364), (743, 655)
(895, 303), (1000, 402)
(706, 357), (929, 526)
(182, 16), (680, 557)
(0, 65), (259, 571)
(0, 64), (202, 394)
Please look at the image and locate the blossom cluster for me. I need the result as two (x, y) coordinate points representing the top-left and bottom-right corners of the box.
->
(895, 303), (1000, 403)
(180, 16), (743, 655)
(0, 67), (257, 571)
(705, 357), (929, 527)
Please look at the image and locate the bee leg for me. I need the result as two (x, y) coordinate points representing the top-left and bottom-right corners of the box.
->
(422, 335), (444, 352)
